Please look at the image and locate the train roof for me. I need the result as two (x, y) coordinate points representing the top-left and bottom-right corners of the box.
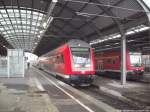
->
(42, 39), (91, 57)
(67, 39), (91, 48)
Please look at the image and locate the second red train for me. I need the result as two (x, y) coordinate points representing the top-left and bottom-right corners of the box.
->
(95, 50), (144, 79)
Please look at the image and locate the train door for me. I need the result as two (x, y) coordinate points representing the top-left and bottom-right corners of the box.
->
(97, 60), (103, 71)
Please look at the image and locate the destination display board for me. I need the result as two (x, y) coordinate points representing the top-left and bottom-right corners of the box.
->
(71, 47), (89, 52)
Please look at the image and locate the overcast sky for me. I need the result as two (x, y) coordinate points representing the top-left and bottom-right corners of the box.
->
(143, 0), (150, 8)
(25, 52), (38, 62)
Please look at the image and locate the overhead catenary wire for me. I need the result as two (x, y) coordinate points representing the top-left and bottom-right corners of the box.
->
(76, 12), (137, 21)
(51, 13), (139, 21)
(52, 16), (85, 21)
(64, 0), (150, 13)
(50, 0), (149, 21)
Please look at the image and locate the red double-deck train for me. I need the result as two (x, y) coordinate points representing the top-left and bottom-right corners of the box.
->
(95, 50), (144, 79)
(37, 39), (95, 85)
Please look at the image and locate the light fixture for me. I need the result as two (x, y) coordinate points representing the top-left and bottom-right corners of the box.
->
(46, 16), (54, 27)
(52, 0), (58, 3)
(40, 0), (44, 4)
(40, 30), (44, 34)
(42, 22), (47, 29)
(37, 35), (41, 38)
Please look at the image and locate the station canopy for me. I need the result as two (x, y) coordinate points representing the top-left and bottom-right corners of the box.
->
(0, 0), (149, 56)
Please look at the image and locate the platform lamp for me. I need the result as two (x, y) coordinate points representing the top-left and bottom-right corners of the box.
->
(42, 0), (57, 29)
(33, 0), (58, 52)
(42, 17), (54, 29)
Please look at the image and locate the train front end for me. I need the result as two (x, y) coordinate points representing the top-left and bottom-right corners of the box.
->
(127, 52), (144, 79)
(68, 40), (95, 85)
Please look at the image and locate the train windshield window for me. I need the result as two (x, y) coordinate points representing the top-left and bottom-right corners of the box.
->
(129, 52), (142, 67)
(71, 47), (91, 65)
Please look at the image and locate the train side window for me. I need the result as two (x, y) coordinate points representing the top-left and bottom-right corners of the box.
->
(56, 55), (64, 64)
(61, 55), (64, 63)
(119, 56), (121, 61)
(58, 55), (61, 63)
(107, 59), (111, 64)
(52, 56), (55, 63)
(112, 59), (116, 64)
(56, 56), (59, 63)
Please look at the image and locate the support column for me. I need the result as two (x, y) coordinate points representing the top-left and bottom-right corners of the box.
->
(121, 34), (126, 85)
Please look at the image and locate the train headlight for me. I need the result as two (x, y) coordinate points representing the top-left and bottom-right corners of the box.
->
(85, 64), (91, 67)
(74, 64), (80, 67)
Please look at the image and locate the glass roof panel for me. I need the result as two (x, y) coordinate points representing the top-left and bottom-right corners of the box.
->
(27, 10), (31, 14)
(33, 12), (39, 15)
(21, 10), (26, 13)
(0, 8), (46, 50)
(90, 25), (150, 45)
(0, 10), (6, 13)
(33, 15), (38, 20)
(7, 9), (13, 13)
(21, 14), (26, 18)
(0, 27), (4, 30)
(15, 13), (19, 17)
(3, 14), (8, 18)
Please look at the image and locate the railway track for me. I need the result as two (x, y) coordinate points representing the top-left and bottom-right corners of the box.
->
(76, 84), (149, 111)
(40, 68), (150, 111)
(96, 74), (150, 84)
(135, 79), (150, 84)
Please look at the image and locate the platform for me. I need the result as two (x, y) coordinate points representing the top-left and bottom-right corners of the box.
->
(32, 68), (118, 112)
(0, 69), (58, 112)
(1, 67), (150, 112)
(143, 73), (150, 81)
(93, 74), (150, 108)
(0, 68), (120, 112)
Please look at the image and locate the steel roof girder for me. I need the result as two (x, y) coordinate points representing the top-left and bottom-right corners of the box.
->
(94, 0), (126, 85)
(53, 2), (88, 38)
(33, 0), (58, 52)
(137, 0), (150, 46)
(70, 0), (123, 36)
(137, 0), (150, 19)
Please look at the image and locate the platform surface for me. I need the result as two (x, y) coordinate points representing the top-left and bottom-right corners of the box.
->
(0, 68), (119, 112)
(93, 74), (150, 108)
(1, 67), (150, 112)
(0, 69), (58, 112)
(32, 68), (117, 112)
